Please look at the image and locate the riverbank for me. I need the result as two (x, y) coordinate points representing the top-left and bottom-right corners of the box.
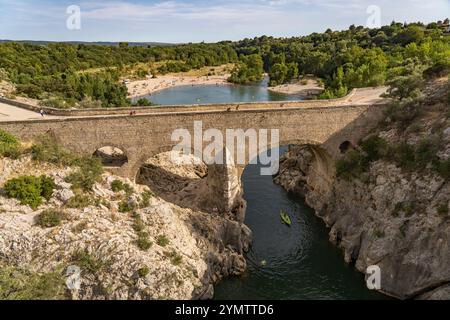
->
(126, 75), (231, 98)
(268, 78), (324, 97)
(127, 74), (325, 99)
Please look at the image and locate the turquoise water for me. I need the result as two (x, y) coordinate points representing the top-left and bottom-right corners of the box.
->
(139, 78), (304, 105)
(213, 150), (388, 300)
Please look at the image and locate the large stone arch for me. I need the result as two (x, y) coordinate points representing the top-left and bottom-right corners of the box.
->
(129, 144), (244, 215)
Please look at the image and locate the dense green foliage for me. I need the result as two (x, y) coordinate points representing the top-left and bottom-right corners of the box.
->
(0, 264), (65, 300)
(0, 129), (21, 159)
(66, 193), (93, 209)
(36, 209), (66, 228)
(0, 21), (449, 106)
(66, 156), (104, 192)
(228, 54), (264, 84)
(3, 175), (56, 209)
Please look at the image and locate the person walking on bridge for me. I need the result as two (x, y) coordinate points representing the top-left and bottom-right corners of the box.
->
(39, 109), (45, 117)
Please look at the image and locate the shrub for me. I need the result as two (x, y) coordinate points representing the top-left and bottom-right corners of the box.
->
(36, 209), (65, 228)
(384, 98), (423, 130)
(132, 214), (146, 232)
(72, 221), (88, 234)
(71, 250), (108, 274)
(66, 194), (92, 209)
(133, 98), (153, 106)
(136, 232), (152, 251)
(119, 200), (135, 213)
(111, 180), (125, 192)
(415, 137), (440, 166)
(3, 175), (55, 209)
(0, 265), (65, 300)
(40, 176), (56, 201)
(76, 96), (103, 109)
(156, 235), (170, 247)
(66, 156), (103, 191)
(111, 179), (134, 195)
(140, 191), (153, 208)
(138, 267), (150, 278)
(433, 159), (450, 180)
(165, 251), (183, 266)
(31, 135), (75, 166)
(373, 229), (385, 238)
(388, 142), (416, 171)
(360, 136), (388, 162)
(336, 149), (368, 180)
(0, 129), (21, 159)
(39, 97), (72, 109)
(437, 203), (449, 216)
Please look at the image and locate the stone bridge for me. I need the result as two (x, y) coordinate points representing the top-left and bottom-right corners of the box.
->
(0, 89), (388, 213)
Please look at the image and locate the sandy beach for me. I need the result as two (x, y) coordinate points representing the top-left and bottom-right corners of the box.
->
(268, 78), (324, 97)
(126, 74), (231, 98)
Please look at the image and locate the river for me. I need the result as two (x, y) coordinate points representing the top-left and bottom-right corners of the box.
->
(139, 77), (304, 105)
(144, 81), (387, 299)
(213, 149), (388, 300)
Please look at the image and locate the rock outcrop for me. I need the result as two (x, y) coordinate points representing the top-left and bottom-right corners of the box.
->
(274, 82), (450, 300)
(0, 153), (251, 300)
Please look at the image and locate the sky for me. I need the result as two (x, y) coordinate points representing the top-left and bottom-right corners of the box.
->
(0, 0), (449, 43)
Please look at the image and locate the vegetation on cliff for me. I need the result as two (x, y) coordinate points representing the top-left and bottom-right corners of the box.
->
(337, 72), (450, 182)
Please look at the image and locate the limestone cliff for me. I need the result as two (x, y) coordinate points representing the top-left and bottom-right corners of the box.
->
(0, 153), (251, 300)
(274, 79), (450, 300)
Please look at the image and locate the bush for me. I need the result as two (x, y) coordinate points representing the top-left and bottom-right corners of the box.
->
(66, 194), (92, 209)
(165, 251), (183, 266)
(433, 159), (450, 180)
(437, 203), (449, 216)
(140, 191), (153, 208)
(136, 232), (152, 251)
(66, 156), (103, 191)
(119, 200), (135, 213)
(138, 266), (150, 278)
(0, 265), (65, 300)
(388, 142), (416, 171)
(132, 214), (145, 232)
(384, 98), (423, 130)
(111, 179), (134, 195)
(133, 98), (153, 106)
(336, 149), (368, 180)
(31, 135), (75, 166)
(3, 175), (55, 209)
(0, 129), (21, 159)
(40, 176), (57, 201)
(36, 209), (65, 228)
(39, 97), (72, 109)
(360, 136), (388, 162)
(71, 250), (108, 274)
(156, 235), (170, 247)
(111, 180), (125, 192)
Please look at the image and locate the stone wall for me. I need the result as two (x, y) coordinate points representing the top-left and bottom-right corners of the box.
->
(0, 102), (387, 213)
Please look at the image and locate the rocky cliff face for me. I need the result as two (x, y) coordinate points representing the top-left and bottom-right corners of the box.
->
(0, 152), (251, 300)
(274, 80), (450, 300)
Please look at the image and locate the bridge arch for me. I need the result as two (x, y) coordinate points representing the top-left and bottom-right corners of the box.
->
(93, 145), (129, 167)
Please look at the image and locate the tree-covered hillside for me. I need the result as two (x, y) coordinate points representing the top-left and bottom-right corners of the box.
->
(0, 20), (449, 108)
